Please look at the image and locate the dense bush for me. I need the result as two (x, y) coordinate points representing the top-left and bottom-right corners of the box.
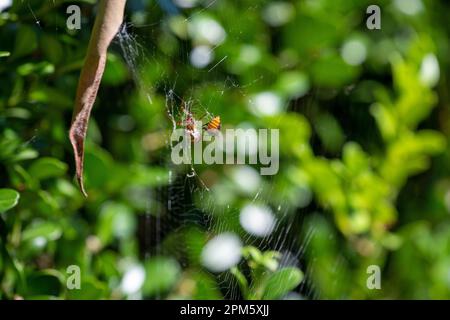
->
(1, 0), (450, 299)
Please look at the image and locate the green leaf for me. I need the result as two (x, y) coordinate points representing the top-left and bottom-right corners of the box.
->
(29, 85), (73, 109)
(143, 256), (180, 297)
(22, 221), (62, 242)
(314, 112), (345, 152)
(311, 54), (359, 87)
(103, 53), (129, 86)
(24, 270), (64, 298)
(66, 278), (108, 300)
(17, 61), (55, 76)
(343, 142), (369, 174)
(262, 267), (303, 300)
(13, 25), (37, 58)
(11, 149), (39, 162)
(29, 157), (68, 180)
(231, 267), (249, 298)
(41, 34), (63, 64)
(9, 165), (38, 190)
(190, 272), (223, 300)
(261, 251), (281, 272)
(276, 71), (310, 99)
(83, 146), (113, 189)
(0, 51), (10, 58)
(242, 246), (263, 264)
(0, 189), (20, 212)
(97, 202), (135, 246)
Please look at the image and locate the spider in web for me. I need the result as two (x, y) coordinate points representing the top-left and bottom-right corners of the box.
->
(177, 101), (221, 143)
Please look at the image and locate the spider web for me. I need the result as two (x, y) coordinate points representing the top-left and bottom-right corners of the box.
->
(16, 0), (338, 300)
(114, 10), (323, 299)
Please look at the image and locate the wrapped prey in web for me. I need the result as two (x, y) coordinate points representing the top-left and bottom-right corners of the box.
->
(69, 0), (127, 197)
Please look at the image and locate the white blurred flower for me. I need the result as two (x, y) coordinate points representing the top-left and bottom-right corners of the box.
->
(420, 53), (440, 88)
(262, 2), (295, 27)
(189, 16), (226, 45)
(283, 292), (305, 300)
(249, 91), (283, 116)
(239, 45), (261, 66)
(174, 0), (199, 9)
(0, 0), (12, 12)
(86, 235), (102, 253)
(190, 45), (213, 68)
(33, 236), (47, 249)
(394, 0), (423, 15)
(117, 115), (135, 132)
(240, 204), (276, 237)
(121, 264), (145, 295)
(341, 39), (367, 66)
(231, 165), (261, 195)
(201, 233), (242, 272)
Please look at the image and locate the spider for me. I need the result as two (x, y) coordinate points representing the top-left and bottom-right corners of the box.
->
(177, 102), (221, 142)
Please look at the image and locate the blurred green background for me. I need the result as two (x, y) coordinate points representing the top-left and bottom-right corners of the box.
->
(1, 0), (450, 299)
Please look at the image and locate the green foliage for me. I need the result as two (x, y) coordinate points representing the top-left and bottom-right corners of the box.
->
(0, 189), (20, 212)
(263, 268), (303, 300)
(231, 246), (303, 300)
(1, 0), (450, 300)
(143, 256), (181, 297)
